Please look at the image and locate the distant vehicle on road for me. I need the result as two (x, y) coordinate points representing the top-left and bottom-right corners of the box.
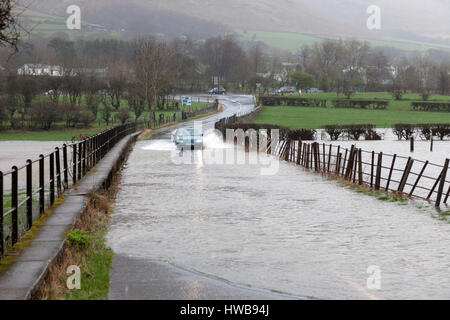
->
(277, 87), (296, 94)
(171, 127), (203, 150)
(44, 89), (62, 96)
(209, 87), (226, 95)
(307, 88), (324, 93)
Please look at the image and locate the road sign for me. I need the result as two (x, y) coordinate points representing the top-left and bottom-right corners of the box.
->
(182, 96), (192, 106)
(212, 76), (219, 86)
(256, 82), (261, 88)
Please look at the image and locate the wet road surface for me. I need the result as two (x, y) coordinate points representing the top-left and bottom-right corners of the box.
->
(107, 95), (450, 299)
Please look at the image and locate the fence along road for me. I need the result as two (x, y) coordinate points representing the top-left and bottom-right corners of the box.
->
(0, 123), (137, 256)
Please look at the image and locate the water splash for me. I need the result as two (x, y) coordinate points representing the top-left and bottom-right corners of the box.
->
(141, 139), (177, 151)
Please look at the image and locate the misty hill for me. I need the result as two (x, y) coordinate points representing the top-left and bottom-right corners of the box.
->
(21, 0), (450, 49)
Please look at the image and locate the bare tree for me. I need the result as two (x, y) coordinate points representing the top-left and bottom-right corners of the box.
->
(4, 72), (19, 128)
(438, 67), (449, 95)
(415, 57), (437, 100)
(100, 94), (113, 126)
(16, 75), (39, 127)
(135, 40), (172, 125)
(0, 95), (6, 130)
(126, 81), (146, 121)
(115, 107), (131, 125)
(106, 64), (128, 110)
(43, 75), (64, 104)
(30, 98), (60, 130)
(63, 72), (87, 108)
(81, 74), (103, 121)
(0, 0), (20, 49)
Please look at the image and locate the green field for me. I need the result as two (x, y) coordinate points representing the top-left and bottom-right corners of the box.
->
(253, 92), (450, 129)
(289, 92), (450, 111)
(237, 29), (450, 52)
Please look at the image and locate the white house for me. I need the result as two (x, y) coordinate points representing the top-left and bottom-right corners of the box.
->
(17, 64), (63, 77)
(17, 64), (108, 78)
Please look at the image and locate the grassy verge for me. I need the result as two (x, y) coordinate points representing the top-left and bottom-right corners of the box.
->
(32, 145), (129, 299)
(32, 187), (116, 300)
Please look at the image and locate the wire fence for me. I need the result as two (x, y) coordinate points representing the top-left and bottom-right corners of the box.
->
(272, 139), (450, 208)
(0, 122), (137, 256)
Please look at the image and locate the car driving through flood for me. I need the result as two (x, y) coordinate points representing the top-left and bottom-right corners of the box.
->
(171, 127), (204, 150)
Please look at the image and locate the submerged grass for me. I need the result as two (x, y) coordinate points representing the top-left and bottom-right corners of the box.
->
(336, 179), (410, 205)
(336, 179), (450, 222)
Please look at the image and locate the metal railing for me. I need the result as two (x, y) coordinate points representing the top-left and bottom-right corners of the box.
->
(0, 122), (137, 256)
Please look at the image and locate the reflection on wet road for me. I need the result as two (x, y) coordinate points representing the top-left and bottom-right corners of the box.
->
(107, 95), (450, 299)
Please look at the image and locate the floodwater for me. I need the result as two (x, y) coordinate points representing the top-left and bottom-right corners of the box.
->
(107, 95), (450, 300)
(0, 141), (68, 191)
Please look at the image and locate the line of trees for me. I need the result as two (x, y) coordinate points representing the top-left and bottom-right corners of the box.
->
(2, 32), (450, 131)
(291, 39), (450, 99)
(0, 35), (256, 130)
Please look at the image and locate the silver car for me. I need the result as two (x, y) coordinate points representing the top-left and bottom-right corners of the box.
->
(171, 128), (203, 150)
(277, 86), (296, 94)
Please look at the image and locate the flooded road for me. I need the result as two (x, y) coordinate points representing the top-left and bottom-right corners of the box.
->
(107, 95), (450, 300)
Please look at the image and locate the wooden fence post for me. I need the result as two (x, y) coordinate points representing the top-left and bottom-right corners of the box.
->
(444, 185), (449, 204)
(336, 146), (340, 173)
(327, 144), (332, 173)
(344, 145), (355, 180)
(409, 161), (428, 197)
(427, 171), (442, 200)
(358, 149), (363, 185)
(398, 157), (414, 193)
(375, 152), (383, 190)
(342, 149), (348, 176)
(386, 154), (397, 191)
(435, 159), (449, 207)
(370, 151), (375, 188)
(296, 141), (302, 165)
(322, 143), (326, 169)
(352, 149), (358, 184)
(306, 144), (310, 169)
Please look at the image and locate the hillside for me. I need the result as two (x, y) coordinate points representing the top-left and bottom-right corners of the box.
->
(17, 0), (450, 51)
